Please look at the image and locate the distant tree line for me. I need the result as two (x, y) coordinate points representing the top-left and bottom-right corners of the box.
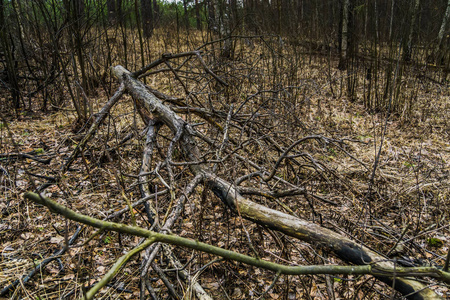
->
(0, 0), (449, 118)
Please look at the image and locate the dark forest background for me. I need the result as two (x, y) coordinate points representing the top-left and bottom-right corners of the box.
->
(1, 0), (449, 120)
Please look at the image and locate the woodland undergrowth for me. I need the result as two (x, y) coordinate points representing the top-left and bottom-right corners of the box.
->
(1, 30), (449, 299)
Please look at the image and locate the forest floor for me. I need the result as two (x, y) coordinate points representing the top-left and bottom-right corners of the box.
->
(1, 37), (450, 299)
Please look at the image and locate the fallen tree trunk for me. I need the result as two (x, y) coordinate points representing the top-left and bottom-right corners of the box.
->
(26, 192), (450, 299)
(110, 65), (442, 299)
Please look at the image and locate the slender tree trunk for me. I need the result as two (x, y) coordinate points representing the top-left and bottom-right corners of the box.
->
(374, 0), (379, 42)
(73, 0), (87, 94)
(219, 0), (232, 58)
(230, 0), (238, 31)
(117, 0), (123, 24)
(435, 0), (450, 62)
(389, 0), (395, 41)
(364, 0), (368, 40)
(183, 0), (189, 30)
(277, 0), (281, 36)
(195, 0), (201, 30)
(107, 0), (116, 24)
(153, 0), (159, 28)
(135, 0), (145, 82)
(0, 0), (21, 110)
(338, 0), (357, 99)
(338, 0), (350, 69)
(64, 0), (89, 122)
(403, 0), (420, 62)
(214, 0), (222, 33)
(206, 0), (214, 32)
(299, 0), (303, 23)
(141, 0), (153, 38)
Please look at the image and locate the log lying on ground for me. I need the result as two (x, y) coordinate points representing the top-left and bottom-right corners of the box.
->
(25, 192), (450, 299)
(108, 65), (441, 299)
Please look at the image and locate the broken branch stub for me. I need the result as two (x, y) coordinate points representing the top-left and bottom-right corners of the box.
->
(111, 65), (441, 299)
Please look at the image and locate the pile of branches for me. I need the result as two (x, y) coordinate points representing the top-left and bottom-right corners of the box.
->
(5, 39), (449, 299)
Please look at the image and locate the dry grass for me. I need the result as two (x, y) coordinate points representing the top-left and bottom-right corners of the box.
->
(1, 30), (449, 299)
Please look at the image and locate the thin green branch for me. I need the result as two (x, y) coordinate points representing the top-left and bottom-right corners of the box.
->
(84, 238), (156, 300)
(25, 192), (450, 284)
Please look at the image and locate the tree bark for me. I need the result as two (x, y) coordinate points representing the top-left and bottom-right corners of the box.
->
(206, 0), (215, 32)
(153, 0), (159, 28)
(403, 0), (420, 62)
(0, 0), (21, 109)
(195, 0), (201, 30)
(389, 0), (395, 41)
(26, 191), (450, 300)
(183, 0), (189, 29)
(435, 0), (450, 63)
(110, 65), (441, 300)
(64, 0), (89, 122)
(141, 0), (153, 38)
(107, 0), (117, 24)
(338, 0), (350, 70)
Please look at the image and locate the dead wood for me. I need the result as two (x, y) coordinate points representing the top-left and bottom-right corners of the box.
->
(0, 226), (82, 296)
(25, 192), (450, 300)
(137, 118), (212, 300)
(61, 83), (125, 173)
(111, 65), (442, 299)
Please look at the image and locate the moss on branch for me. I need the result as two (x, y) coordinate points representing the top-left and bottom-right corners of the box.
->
(25, 191), (450, 285)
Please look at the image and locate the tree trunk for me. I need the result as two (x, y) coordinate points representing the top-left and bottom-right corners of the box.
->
(277, 0), (281, 36)
(0, 0), (21, 110)
(153, 0), (159, 28)
(297, 0), (303, 24)
(109, 65), (442, 300)
(117, 0), (123, 24)
(338, 0), (350, 70)
(206, 0), (215, 32)
(141, 0), (153, 38)
(389, 0), (395, 41)
(195, 0), (201, 30)
(183, 0), (189, 29)
(374, 0), (379, 42)
(64, 0), (89, 123)
(217, 0), (232, 57)
(107, 0), (117, 24)
(435, 0), (450, 63)
(230, 0), (238, 31)
(403, 0), (420, 62)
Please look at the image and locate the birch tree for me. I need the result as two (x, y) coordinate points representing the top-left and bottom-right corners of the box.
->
(435, 0), (450, 63)
(403, 0), (420, 62)
(338, 0), (350, 69)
